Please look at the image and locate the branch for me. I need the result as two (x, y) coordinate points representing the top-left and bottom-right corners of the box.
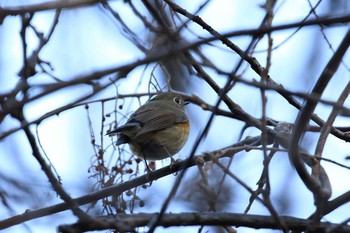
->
(165, 0), (350, 142)
(57, 212), (350, 233)
(314, 81), (350, 156)
(2, 13), (350, 140)
(0, 136), (261, 230)
(1, 123), (349, 230)
(0, 0), (99, 22)
(289, 28), (350, 212)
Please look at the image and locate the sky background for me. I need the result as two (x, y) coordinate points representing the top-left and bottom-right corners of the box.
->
(1, 0), (350, 232)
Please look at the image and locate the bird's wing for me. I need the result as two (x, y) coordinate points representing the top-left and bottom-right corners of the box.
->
(107, 103), (188, 137)
(106, 122), (141, 136)
(132, 107), (188, 136)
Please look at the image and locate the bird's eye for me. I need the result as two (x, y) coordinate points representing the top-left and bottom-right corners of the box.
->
(173, 96), (181, 104)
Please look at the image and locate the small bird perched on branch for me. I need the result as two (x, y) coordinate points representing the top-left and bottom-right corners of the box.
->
(107, 92), (190, 162)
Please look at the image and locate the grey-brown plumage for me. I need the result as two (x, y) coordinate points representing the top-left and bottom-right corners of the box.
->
(107, 93), (190, 160)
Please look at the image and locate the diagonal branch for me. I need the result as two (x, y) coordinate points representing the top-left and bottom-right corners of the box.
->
(289, 28), (350, 208)
(2, 129), (349, 230)
(0, 136), (261, 230)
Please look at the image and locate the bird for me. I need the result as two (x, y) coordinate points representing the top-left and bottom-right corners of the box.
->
(106, 92), (190, 162)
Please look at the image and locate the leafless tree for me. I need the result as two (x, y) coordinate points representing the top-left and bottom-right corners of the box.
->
(1, 1), (350, 233)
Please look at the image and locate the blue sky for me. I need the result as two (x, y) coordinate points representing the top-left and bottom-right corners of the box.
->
(1, 1), (350, 232)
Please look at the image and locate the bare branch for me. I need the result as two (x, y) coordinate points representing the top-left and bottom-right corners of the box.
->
(289, 28), (350, 214)
(57, 212), (350, 233)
